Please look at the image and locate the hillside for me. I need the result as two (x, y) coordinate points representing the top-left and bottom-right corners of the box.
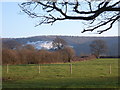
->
(2, 36), (119, 56)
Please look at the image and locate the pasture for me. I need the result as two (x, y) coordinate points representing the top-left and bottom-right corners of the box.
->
(2, 58), (119, 88)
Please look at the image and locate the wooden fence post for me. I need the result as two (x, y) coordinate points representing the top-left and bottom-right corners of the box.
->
(109, 64), (111, 74)
(7, 64), (9, 73)
(70, 64), (72, 74)
(39, 64), (40, 74)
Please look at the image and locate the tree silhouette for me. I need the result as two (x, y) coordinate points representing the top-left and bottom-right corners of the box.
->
(19, 0), (120, 34)
(90, 39), (108, 58)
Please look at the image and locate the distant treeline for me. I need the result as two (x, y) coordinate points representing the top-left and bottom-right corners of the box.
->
(2, 45), (75, 65)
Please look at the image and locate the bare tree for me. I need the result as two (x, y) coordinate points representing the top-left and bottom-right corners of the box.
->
(63, 47), (75, 62)
(90, 39), (108, 58)
(19, 0), (120, 34)
(52, 37), (67, 50)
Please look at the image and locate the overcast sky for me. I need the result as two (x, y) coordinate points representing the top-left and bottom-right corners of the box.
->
(0, 2), (119, 38)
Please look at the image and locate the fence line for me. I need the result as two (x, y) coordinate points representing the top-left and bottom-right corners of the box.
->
(5, 63), (112, 75)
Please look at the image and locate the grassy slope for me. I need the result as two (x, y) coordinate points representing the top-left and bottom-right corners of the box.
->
(2, 58), (119, 88)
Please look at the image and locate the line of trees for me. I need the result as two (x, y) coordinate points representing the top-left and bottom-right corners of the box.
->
(2, 37), (75, 65)
(2, 37), (109, 65)
(2, 46), (75, 65)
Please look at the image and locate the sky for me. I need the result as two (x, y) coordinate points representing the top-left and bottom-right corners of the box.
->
(0, 1), (119, 38)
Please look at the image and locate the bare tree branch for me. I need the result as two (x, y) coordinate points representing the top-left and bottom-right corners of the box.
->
(19, 0), (120, 34)
(82, 14), (119, 33)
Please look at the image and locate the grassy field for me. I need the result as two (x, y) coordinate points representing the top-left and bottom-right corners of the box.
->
(2, 58), (119, 88)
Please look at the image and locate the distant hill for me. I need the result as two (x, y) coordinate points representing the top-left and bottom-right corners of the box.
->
(2, 36), (119, 56)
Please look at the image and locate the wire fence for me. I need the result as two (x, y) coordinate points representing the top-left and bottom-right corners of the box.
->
(3, 63), (114, 76)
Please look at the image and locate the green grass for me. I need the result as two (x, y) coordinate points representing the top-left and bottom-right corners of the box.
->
(2, 58), (119, 88)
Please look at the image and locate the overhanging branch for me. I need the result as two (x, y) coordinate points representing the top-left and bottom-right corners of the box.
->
(19, 0), (120, 34)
